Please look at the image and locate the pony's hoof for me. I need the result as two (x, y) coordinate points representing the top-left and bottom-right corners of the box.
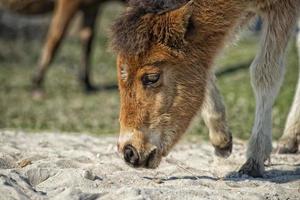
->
(276, 138), (298, 154)
(31, 89), (45, 101)
(238, 158), (264, 178)
(213, 135), (232, 158)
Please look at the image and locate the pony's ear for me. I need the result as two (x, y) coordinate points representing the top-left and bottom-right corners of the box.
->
(152, 1), (194, 48)
(167, 0), (194, 33)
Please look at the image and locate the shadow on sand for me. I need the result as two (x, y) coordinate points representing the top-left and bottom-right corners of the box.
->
(143, 165), (300, 184)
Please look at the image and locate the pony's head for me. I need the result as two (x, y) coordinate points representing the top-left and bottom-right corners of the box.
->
(111, 0), (210, 168)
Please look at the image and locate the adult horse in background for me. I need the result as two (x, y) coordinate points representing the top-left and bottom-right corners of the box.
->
(111, 0), (300, 178)
(0, 0), (124, 98)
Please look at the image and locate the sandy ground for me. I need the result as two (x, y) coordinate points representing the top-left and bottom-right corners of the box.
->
(0, 131), (299, 200)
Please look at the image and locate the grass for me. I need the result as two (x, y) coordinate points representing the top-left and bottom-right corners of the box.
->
(0, 4), (299, 140)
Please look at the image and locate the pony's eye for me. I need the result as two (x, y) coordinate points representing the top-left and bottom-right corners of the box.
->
(141, 73), (160, 86)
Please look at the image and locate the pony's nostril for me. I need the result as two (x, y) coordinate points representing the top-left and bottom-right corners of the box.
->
(123, 145), (139, 166)
(124, 147), (133, 161)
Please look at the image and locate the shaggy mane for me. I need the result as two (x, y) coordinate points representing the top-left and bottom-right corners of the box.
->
(110, 0), (189, 56)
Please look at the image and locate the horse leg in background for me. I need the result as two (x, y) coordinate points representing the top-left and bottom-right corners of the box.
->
(277, 20), (300, 154)
(32, 0), (80, 98)
(201, 74), (232, 158)
(239, 5), (298, 177)
(79, 5), (99, 92)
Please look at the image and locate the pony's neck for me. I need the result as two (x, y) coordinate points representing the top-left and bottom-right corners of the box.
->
(190, 0), (248, 68)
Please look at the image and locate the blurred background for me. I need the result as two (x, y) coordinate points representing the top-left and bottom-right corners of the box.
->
(0, 2), (298, 140)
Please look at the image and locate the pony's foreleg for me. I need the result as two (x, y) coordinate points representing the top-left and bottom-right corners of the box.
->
(239, 4), (298, 177)
(201, 74), (232, 158)
(32, 0), (80, 97)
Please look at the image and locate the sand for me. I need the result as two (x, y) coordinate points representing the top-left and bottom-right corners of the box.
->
(0, 130), (299, 200)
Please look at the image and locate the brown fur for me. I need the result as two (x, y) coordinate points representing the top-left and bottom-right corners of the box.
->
(113, 0), (245, 159)
(113, 0), (300, 176)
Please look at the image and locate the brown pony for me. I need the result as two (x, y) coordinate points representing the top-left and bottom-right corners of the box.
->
(0, 0), (124, 97)
(111, 0), (300, 177)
